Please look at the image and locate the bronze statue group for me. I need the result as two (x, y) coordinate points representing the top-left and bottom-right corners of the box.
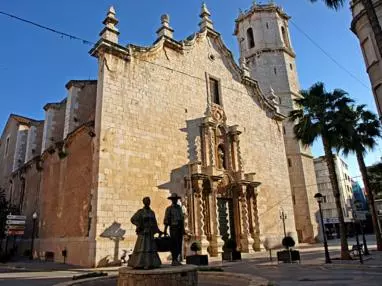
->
(127, 193), (186, 269)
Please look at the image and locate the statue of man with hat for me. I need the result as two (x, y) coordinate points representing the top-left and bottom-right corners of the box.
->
(164, 192), (185, 266)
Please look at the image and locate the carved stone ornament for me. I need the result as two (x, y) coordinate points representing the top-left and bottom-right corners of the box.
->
(211, 104), (226, 124)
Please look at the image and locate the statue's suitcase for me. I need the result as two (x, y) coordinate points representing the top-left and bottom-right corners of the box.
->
(155, 235), (171, 252)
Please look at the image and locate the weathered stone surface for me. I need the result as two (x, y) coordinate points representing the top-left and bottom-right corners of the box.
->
(118, 265), (198, 286)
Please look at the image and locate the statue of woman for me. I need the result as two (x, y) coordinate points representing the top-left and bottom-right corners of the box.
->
(128, 197), (162, 269)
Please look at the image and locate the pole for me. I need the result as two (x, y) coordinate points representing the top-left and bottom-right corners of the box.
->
(280, 210), (287, 238)
(355, 223), (363, 264)
(360, 222), (369, 255)
(29, 218), (36, 260)
(318, 202), (331, 263)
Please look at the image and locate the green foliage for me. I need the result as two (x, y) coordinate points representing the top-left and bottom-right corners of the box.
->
(190, 241), (201, 253)
(338, 104), (381, 157)
(309, 0), (345, 10)
(368, 163), (382, 198)
(289, 82), (353, 148)
(282, 236), (295, 249)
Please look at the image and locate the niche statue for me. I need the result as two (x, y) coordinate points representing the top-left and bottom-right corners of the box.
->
(128, 197), (162, 269)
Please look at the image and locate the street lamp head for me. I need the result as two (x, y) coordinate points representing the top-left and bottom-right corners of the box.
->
(314, 193), (323, 203)
(32, 212), (38, 220)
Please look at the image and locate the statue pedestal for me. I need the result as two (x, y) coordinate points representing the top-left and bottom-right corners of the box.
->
(118, 265), (198, 286)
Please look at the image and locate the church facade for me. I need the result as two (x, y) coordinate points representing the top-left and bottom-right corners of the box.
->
(0, 3), (318, 266)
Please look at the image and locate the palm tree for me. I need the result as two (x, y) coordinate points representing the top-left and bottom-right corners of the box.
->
(310, 0), (382, 60)
(289, 82), (353, 260)
(338, 104), (382, 250)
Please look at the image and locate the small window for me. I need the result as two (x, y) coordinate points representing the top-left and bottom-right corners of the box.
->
(289, 63), (293, 70)
(209, 78), (221, 105)
(281, 26), (290, 48)
(287, 158), (292, 167)
(323, 196), (327, 203)
(266, 23), (269, 29)
(292, 194), (296, 205)
(4, 137), (10, 156)
(282, 126), (286, 134)
(274, 67), (277, 75)
(247, 28), (255, 49)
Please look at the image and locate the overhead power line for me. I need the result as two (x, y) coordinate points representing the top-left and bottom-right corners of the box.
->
(0, 10), (95, 46)
(289, 19), (370, 90)
(0, 11), (370, 90)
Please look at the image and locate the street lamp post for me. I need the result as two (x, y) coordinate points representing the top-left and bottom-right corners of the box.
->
(314, 193), (331, 264)
(279, 209), (287, 238)
(29, 212), (38, 260)
(354, 200), (369, 256)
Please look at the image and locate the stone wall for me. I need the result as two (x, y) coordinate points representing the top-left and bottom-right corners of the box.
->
(91, 30), (297, 264)
(235, 3), (319, 242)
(38, 127), (94, 266)
(64, 80), (97, 138)
(0, 119), (19, 197)
(41, 100), (66, 153)
(351, 0), (382, 116)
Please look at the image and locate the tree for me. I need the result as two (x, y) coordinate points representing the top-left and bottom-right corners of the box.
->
(289, 82), (353, 260)
(310, 0), (382, 62)
(367, 162), (382, 199)
(339, 104), (382, 250)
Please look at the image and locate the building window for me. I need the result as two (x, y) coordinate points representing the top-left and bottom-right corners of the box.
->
(287, 158), (292, 167)
(209, 77), (221, 105)
(281, 26), (290, 48)
(4, 136), (10, 156)
(322, 195), (327, 203)
(247, 28), (255, 49)
(282, 126), (286, 134)
(266, 22), (269, 29)
(289, 63), (293, 70)
(274, 67), (277, 75)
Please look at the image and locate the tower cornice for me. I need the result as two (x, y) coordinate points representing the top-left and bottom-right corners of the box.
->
(234, 3), (290, 35)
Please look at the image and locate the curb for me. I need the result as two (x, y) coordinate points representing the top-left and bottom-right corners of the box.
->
(53, 274), (118, 286)
(199, 271), (274, 286)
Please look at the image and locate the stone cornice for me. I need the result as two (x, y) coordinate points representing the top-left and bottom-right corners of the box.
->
(43, 98), (67, 111)
(351, 0), (382, 33)
(246, 47), (296, 59)
(234, 4), (290, 35)
(65, 80), (97, 90)
(89, 38), (130, 60)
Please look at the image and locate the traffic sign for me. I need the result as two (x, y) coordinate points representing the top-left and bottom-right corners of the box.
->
(5, 225), (25, 230)
(6, 220), (26, 225)
(6, 215), (26, 220)
(5, 230), (24, 236)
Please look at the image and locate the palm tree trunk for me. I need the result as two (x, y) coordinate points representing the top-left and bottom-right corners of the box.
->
(322, 137), (352, 260)
(356, 149), (382, 251)
(361, 0), (382, 59)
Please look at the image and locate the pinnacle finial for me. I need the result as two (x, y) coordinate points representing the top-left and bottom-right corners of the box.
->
(108, 6), (116, 15)
(199, 2), (214, 31)
(100, 6), (119, 43)
(156, 14), (174, 39)
(240, 57), (250, 78)
(268, 86), (280, 112)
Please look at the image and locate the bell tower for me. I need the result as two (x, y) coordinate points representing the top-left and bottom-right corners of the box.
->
(234, 2), (319, 242)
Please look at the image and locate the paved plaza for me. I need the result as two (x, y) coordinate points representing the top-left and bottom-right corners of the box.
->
(0, 235), (381, 285)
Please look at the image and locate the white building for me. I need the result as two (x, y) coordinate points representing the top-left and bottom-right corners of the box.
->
(314, 155), (354, 238)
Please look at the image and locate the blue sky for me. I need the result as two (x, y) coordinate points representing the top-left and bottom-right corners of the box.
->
(0, 0), (380, 184)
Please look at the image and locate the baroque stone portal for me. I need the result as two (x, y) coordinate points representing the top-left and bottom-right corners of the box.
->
(183, 104), (261, 256)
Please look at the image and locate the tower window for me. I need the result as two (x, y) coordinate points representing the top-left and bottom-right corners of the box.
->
(266, 23), (269, 29)
(290, 63), (293, 70)
(282, 126), (286, 134)
(288, 158), (292, 167)
(247, 28), (255, 49)
(274, 67), (277, 75)
(4, 136), (10, 156)
(209, 78), (221, 105)
(281, 26), (290, 48)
